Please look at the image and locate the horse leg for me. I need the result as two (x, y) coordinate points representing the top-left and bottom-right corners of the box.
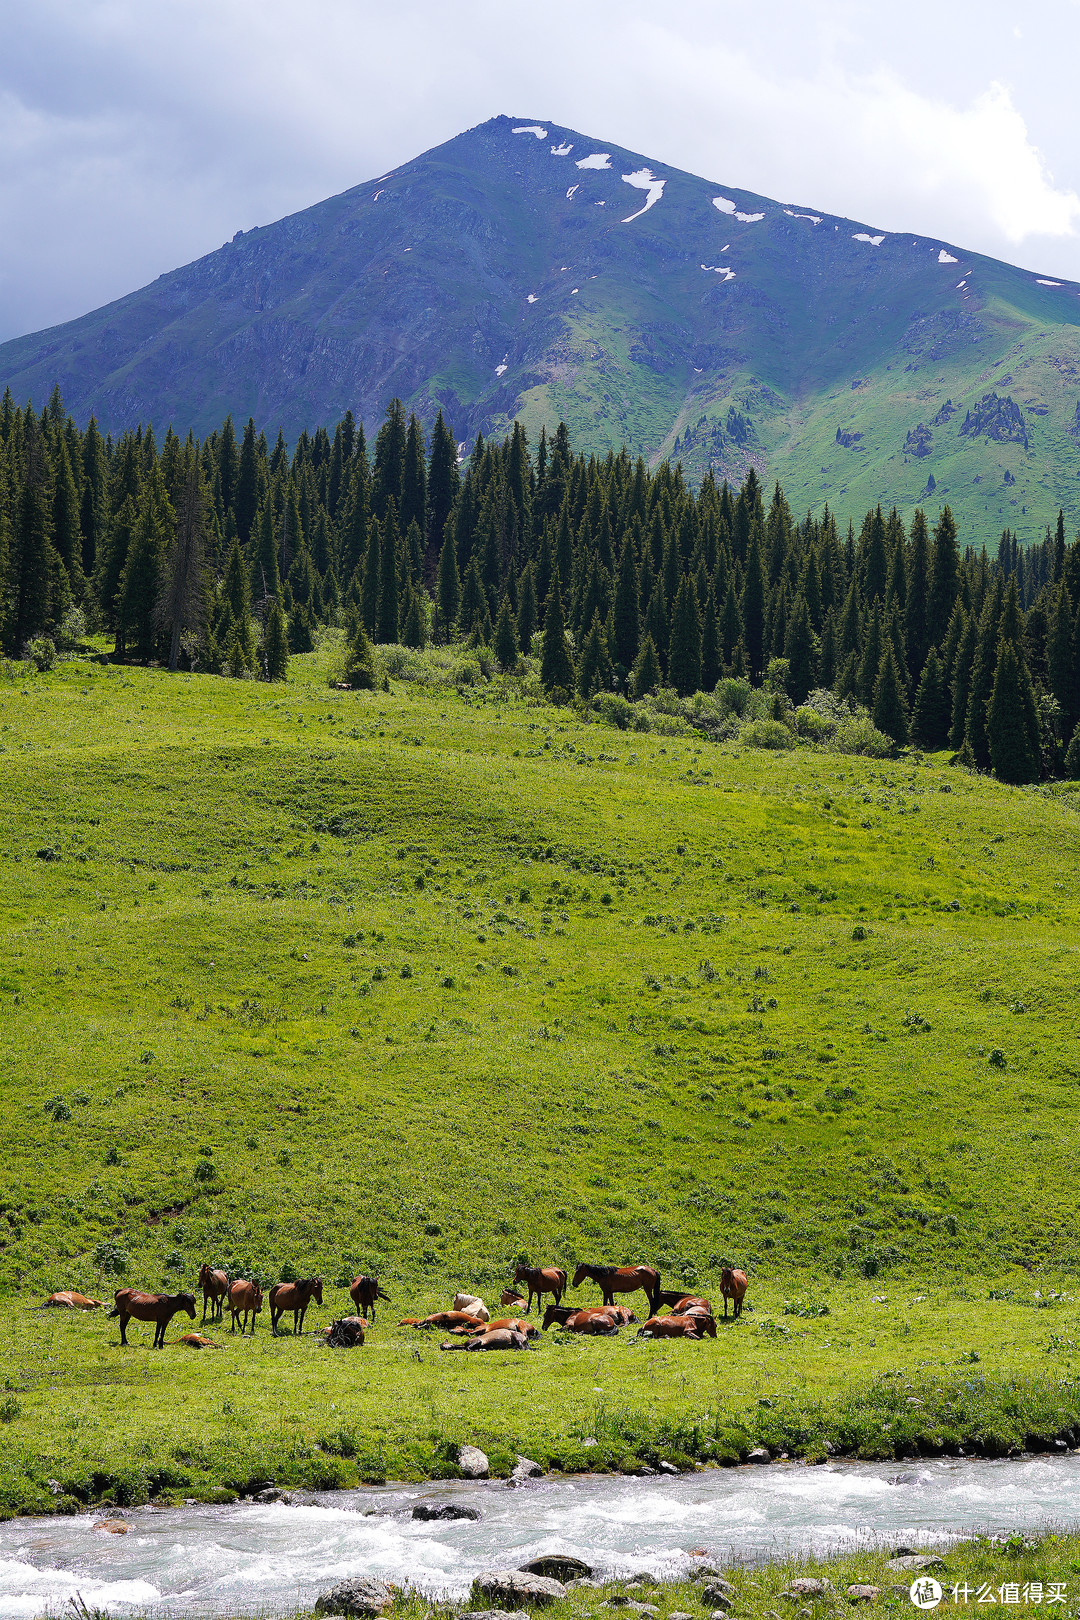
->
(119, 1313), (129, 1346)
(201, 1293), (208, 1324)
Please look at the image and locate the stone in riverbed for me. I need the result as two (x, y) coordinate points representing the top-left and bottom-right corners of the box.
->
(314, 1579), (394, 1617)
(510, 1455), (543, 1486)
(847, 1586), (880, 1603)
(746, 1446), (772, 1464)
(781, 1579), (832, 1598)
(472, 1570), (567, 1608)
(691, 1572), (733, 1590)
(459, 1445), (490, 1479)
(519, 1557), (592, 1581)
(412, 1502), (481, 1521)
(700, 1583), (736, 1609)
(886, 1556), (943, 1573)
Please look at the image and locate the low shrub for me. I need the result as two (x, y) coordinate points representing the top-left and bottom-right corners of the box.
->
(739, 718), (797, 751)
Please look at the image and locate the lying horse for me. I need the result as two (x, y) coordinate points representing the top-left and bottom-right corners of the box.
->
(401, 1311), (485, 1330)
(198, 1264), (229, 1323)
(440, 1328), (529, 1352)
(325, 1316), (366, 1348)
(572, 1263), (661, 1314)
(449, 1316), (539, 1339)
(349, 1274), (391, 1321)
(228, 1278), (263, 1334)
(109, 1289), (196, 1348)
(512, 1264), (567, 1314)
(452, 1293), (489, 1321)
(176, 1332), (219, 1349)
(720, 1267), (748, 1318)
(40, 1292), (102, 1310)
(269, 1277), (322, 1336)
(542, 1304), (620, 1335)
(501, 1289), (529, 1310)
(654, 1290), (711, 1314)
(637, 1313), (717, 1340)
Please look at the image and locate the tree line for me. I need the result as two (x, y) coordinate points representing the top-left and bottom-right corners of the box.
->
(2, 386), (1079, 785)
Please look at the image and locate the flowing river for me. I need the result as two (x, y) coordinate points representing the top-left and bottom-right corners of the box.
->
(3, 1456), (1080, 1618)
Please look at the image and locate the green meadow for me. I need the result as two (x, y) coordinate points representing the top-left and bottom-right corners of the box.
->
(1, 640), (1080, 1514)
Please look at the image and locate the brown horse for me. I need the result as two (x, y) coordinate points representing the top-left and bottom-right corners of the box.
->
(269, 1277), (323, 1336)
(512, 1264), (567, 1314)
(572, 1263), (661, 1313)
(402, 1310), (487, 1330)
(542, 1304), (620, 1334)
(720, 1267), (748, 1318)
(109, 1289), (196, 1348)
(450, 1316), (540, 1339)
(349, 1274), (390, 1321)
(228, 1279), (263, 1334)
(500, 1289), (528, 1310)
(198, 1264), (229, 1323)
(439, 1328), (529, 1352)
(40, 1292), (102, 1310)
(637, 1313), (716, 1340)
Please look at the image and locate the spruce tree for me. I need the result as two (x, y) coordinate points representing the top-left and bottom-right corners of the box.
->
(701, 591), (720, 692)
(927, 504), (961, 645)
(630, 633), (661, 699)
(905, 508), (931, 685)
(1046, 580), (1075, 728)
(263, 598), (288, 681)
(741, 526), (767, 681)
(494, 594), (519, 670)
(343, 619), (377, 688)
(720, 580), (742, 667)
(402, 585), (427, 649)
(10, 431), (54, 651)
(949, 611), (978, 748)
(856, 604), (884, 709)
(436, 534), (460, 637)
(426, 410), (460, 573)
(540, 584), (574, 697)
(158, 446), (207, 672)
(288, 602), (314, 654)
(911, 648), (949, 748)
(872, 645), (910, 745)
(251, 502), (281, 607)
(119, 464), (173, 661)
(459, 555), (484, 639)
(517, 562), (537, 655)
(612, 538), (640, 669)
(988, 641), (1039, 783)
(376, 503), (400, 643)
(784, 594), (816, 705)
(965, 580), (1004, 768)
(1064, 719), (1080, 780)
(577, 610), (614, 699)
(818, 608), (837, 689)
(668, 577), (702, 697)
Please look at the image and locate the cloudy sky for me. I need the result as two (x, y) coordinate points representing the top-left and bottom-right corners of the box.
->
(2, 0), (1079, 343)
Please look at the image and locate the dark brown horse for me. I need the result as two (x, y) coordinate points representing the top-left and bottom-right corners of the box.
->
(349, 1274), (391, 1321)
(720, 1267), (748, 1317)
(512, 1264), (567, 1313)
(637, 1312), (717, 1340)
(541, 1304), (620, 1334)
(572, 1263), (661, 1313)
(269, 1277), (323, 1335)
(198, 1264), (229, 1323)
(109, 1289), (196, 1348)
(227, 1278), (263, 1334)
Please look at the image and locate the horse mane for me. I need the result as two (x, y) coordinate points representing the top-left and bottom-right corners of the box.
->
(587, 1264), (617, 1279)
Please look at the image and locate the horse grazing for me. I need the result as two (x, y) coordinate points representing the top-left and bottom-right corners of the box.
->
(572, 1263), (661, 1313)
(719, 1267), (748, 1318)
(269, 1277), (323, 1336)
(512, 1264), (567, 1314)
(198, 1264), (229, 1323)
(109, 1289), (196, 1348)
(228, 1279), (263, 1334)
(349, 1274), (391, 1321)
(637, 1313), (715, 1340)
(41, 1292), (102, 1310)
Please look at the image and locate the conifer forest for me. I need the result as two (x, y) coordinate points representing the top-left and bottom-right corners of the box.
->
(4, 386), (1080, 786)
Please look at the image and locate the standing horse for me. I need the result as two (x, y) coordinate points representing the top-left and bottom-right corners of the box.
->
(572, 1263), (661, 1314)
(198, 1264), (229, 1323)
(109, 1289), (196, 1348)
(719, 1267), (748, 1318)
(269, 1277), (322, 1336)
(512, 1264), (567, 1314)
(349, 1274), (390, 1321)
(228, 1279), (263, 1334)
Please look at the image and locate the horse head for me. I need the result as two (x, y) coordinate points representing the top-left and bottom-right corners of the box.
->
(571, 1264), (590, 1289)
(197, 1264), (209, 1288)
(253, 1285), (264, 1310)
(312, 1278), (323, 1304)
(513, 1262), (528, 1283)
(179, 1293), (197, 1319)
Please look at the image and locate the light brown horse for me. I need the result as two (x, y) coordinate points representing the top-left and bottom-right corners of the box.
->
(572, 1263), (661, 1314)
(637, 1313), (716, 1340)
(198, 1264), (229, 1323)
(349, 1274), (390, 1321)
(450, 1316), (540, 1339)
(720, 1267), (748, 1318)
(269, 1277), (322, 1336)
(402, 1310), (486, 1330)
(109, 1289), (196, 1347)
(513, 1264), (567, 1314)
(41, 1292), (102, 1310)
(440, 1328), (529, 1352)
(500, 1289), (528, 1310)
(228, 1278), (263, 1334)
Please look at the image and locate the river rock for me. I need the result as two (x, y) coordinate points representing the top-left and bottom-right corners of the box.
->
(746, 1446), (771, 1465)
(700, 1583), (736, 1608)
(566, 1579), (605, 1592)
(847, 1586), (880, 1603)
(670, 1612), (696, 1619)
(520, 1557), (592, 1581)
(692, 1572), (733, 1590)
(601, 1604), (658, 1617)
(658, 1461), (679, 1475)
(886, 1555), (943, 1573)
(472, 1570), (566, 1608)
(94, 1520), (130, 1534)
(412, 1502), (481, 1521)
(459, 1445), (490, 1479)
(781, 1579), (832, 1598)
(315, 1579), (394, 1617)
(510, 1455), (543, 1486)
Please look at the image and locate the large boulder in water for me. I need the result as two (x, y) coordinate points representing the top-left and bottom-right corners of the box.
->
(412, 1502), (481, 1521)
(472, 1570), (567, 1608)
(315, 1579), (394, 1617)
(458, 1444), (490, 1478)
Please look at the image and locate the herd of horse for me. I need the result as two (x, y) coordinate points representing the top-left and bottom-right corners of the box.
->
(41, 1261), (748, 1350)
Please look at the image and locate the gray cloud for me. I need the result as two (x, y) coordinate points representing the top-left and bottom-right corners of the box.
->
(1, 0), (1078, 342)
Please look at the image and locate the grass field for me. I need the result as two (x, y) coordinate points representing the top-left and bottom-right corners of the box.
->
(2, 640), (1080, 1515)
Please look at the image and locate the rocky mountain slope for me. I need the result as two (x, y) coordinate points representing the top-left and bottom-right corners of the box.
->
(2, 114), (1080, 538)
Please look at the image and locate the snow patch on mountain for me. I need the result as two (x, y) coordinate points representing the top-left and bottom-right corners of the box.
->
(527, 294), (538, 303)
(576, 153), (612, 170)
(551, 142), (573, 156)
(938, 249), (959, 264)
(513, 126), (548, 138)
(702, 265), (736, 281)
(785, 210), (822, 224)
(853, 233), (885, 245)
(621, 168), (665, 222)
(566, 185), (579, 200)
(712, 196), (737, 214)
(1037, 278), (1062, 286)
(736, 211), (765, 223)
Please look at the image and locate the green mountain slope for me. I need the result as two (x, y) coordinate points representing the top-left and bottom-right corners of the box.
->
(2, 114), (1080, 539)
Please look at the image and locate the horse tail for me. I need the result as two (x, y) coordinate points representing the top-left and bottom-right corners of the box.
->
(650, 1273), (662, 1313)
(378, 1286), (391, 1300)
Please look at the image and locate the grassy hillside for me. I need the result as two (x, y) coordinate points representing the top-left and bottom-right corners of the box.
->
(2, 643), (1080, 1512)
